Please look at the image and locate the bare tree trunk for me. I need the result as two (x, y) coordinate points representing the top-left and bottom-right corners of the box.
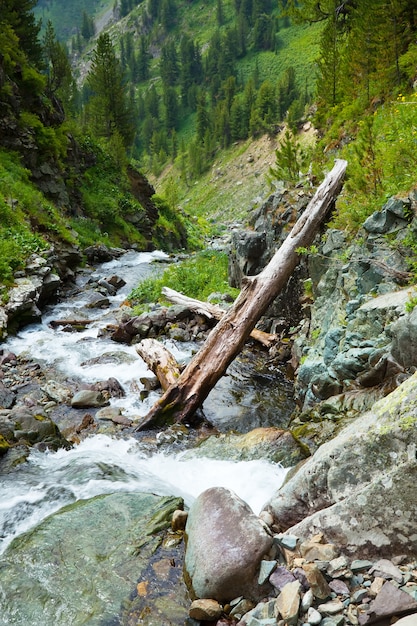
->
(162, 287), (277, 348)
(136, 338), (182, 391)
(135, 159), (347, 431)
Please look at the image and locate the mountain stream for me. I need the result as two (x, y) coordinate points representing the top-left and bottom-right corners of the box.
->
(0, 250), (293, 624)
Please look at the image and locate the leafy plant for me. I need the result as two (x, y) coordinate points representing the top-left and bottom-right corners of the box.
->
(128, 250), (240, 312)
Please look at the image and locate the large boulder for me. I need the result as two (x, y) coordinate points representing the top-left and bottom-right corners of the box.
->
(264, 371), (417, 559)
(0, 493), (188, 626)
(184, 486), (273, 602)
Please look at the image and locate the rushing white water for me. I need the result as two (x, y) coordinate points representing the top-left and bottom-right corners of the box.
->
(1, 249), (288, 554)
(0, 434), (288, 555)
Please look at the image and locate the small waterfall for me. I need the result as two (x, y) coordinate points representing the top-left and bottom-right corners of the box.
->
(0, 434), (288, 555)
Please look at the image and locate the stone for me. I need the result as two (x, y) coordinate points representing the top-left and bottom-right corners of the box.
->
(258, 560), (277, 585)
(327, 556), (350, 577)
(347, 604), (358, 625)
(71, 390), (109, 408)
(369, 559), (403, 583)
(359, 582), (417, 625)
(275, 580), (301, 626)
(189, 598), (222, 621)
(265, 372), (417, 559)
(269, 566), (296, 591)
(328, 579), (350, 596)
(317, 599), (344, 615)
(301, 588), (314, 612)
(394, 614), (417, 626)
(95, 407), (122, 421)
(171, 509), (188, 531)
(351, 560), (372, 573)
(293, 567), (310, 592)
(300, 538), (338, 562)
(351, 589), (369, 604)
(42, 381), (73, 404)
(276, 533), (299, 551)
(229, 598), (255, 617)
(184, 487), (273, 602)
(303, 563), (331, 600)
(321, 617), (344, 626)
(307, 606), (322, 625)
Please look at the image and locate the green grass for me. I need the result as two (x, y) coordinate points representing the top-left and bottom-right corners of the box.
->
(128, 249), (240, 312)
(0, 149), (75, 286)
(329, 91), (417, 233)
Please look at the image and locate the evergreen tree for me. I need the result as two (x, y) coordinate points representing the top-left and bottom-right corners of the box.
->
(160, 40), (179, 86)
(216, 0), (225, 26)
(137, 37), (150, 82)
(2, 0), (43, 67)
(86, 32), (134, 147)
(42, 20), (74, 107)
(163, 86), (179, 130)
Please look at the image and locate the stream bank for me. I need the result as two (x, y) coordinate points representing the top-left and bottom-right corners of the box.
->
(0, 183), (417, 624)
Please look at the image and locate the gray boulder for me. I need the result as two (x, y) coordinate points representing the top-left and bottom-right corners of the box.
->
(265, 371), (417, 559)
(184, 486), (273, 602)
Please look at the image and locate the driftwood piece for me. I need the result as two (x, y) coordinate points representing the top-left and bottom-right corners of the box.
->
(136, 338), (181, 391)
(135, 159), (348, 431)
(162, 287), (277, 348)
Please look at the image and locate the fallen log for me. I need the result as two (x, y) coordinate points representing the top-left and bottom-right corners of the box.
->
(136, 338), (182, 391)
(161, 287), (277, 348)
(135, 159), (347, 430)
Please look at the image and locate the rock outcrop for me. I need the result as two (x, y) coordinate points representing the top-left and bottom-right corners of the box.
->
(265, 370), (417, 559)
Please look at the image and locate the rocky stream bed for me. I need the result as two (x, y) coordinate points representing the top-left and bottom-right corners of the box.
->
(0, 187), (417, 625)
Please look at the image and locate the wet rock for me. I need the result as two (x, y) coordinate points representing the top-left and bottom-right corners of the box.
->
(0, 492), (188, 626)
(71, 390), (110, 408)
(171, 509), (188, 531)
(41, 380), (73, 404)
(90, 377), (125, 398)
(9, 406), (69, 450)
(84, 292), (110, 309)
(189, 598), (222, 621)
(0, 380), (16, 408)
(187, 427), (307, 467)
(95, 406), (122, 421)
(184, 487), (273, 602)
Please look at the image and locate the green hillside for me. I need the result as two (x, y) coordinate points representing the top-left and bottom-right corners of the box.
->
(2, 0), (417, 295)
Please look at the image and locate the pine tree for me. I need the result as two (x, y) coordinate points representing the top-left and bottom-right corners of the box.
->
(86, 32), (134, 147)
(42, 20), (74, 107)
(2, 0), (43, 67)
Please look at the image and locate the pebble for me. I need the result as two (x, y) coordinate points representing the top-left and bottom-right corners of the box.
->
(307, 606), (322, 624)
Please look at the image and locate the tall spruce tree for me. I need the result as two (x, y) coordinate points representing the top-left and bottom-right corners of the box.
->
(86, 32), (134, 147)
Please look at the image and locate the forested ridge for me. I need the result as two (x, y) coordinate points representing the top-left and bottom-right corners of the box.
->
(2, 0), (417, 295)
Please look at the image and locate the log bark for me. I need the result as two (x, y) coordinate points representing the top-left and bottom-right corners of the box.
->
(135, 159), (347, 430)
(136, 338), (181, 391)
(162, 287), (277, 348)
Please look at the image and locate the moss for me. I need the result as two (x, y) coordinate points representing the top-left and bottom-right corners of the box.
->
(0, 434), (11, 455)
